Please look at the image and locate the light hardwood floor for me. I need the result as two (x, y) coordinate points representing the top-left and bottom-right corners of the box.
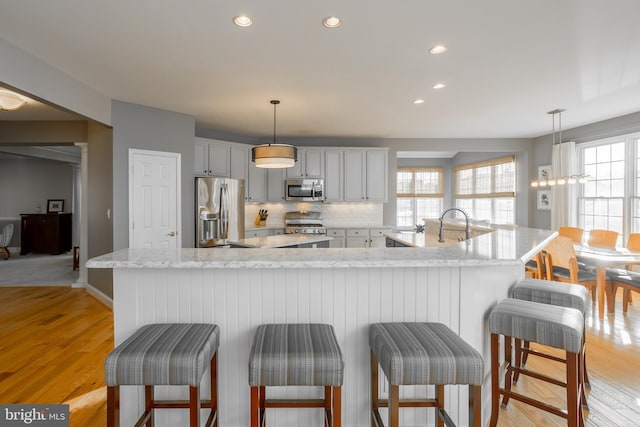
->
(0, 286), (639, 426)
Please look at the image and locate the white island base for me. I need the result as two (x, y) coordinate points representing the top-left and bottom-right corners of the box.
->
(91, 227), (556, 426)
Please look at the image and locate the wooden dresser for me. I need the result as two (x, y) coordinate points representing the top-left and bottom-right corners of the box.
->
(20, 213), (72, 255)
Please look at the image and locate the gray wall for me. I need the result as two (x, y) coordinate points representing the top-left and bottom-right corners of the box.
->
(530, 110), (640, 229)
(111, 101), (196, 249)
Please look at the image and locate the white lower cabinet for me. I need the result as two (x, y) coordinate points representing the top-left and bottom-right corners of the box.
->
(345, 227), (392, 248)
(326, 228), (346, 248)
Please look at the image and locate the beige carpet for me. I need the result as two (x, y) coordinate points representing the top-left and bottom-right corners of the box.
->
(0, 252), (79, 286)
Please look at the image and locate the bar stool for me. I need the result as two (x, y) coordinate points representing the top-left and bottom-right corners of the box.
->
(489, 299), (584, 427)
(511, 278), (591, 398)
(105, 323), (220, 427)
(248, 323), (344, 427)
(369, 322), (484, 427)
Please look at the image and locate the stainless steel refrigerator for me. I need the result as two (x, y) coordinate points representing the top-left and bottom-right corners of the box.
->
(196, 177), (245, 247)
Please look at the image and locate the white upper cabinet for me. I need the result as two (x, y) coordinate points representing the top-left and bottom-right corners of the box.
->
(267, 169), (286, 202)
(343, 148), (388, 202)
(194, 137), (230, 176)
(324, 149), (343, 202)
(286, 148), (324, 179)
(230, 145), (248, 183)
(248, 160), (267, 202)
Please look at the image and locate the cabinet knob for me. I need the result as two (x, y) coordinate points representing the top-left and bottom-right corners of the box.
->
(168, 231), (176, 237)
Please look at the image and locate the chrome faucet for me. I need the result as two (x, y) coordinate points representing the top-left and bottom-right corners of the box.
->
(438, 208), (470, 243)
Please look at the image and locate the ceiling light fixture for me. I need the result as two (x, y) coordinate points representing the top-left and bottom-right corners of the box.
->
(413, 99), (425, 104)
(251, 100), (297, 169)
(233, 15), (252, 27)
(322, 16), (342, 28)
(0, 90), (28, 111)
(530, 109), (588, 188)
(432, 83), (446, 89)
(429, 45), (447, 54)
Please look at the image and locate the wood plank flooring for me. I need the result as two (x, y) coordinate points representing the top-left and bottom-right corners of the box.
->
(0, 286), (639, 426)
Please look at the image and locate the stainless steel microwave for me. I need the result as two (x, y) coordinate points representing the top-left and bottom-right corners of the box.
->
(285, 179), (325, 202)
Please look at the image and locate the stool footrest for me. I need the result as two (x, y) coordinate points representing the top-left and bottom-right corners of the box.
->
(265, 399), (328, 408)
(500, 389), (568, 419)
(133, 411), (151, 427)
(523, 348), (567, 364)
(512, 366), (566, 388)
(152, 399), (213, 409)
(374, 398), (439, 408)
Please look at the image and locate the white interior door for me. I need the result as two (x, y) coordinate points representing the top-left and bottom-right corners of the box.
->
(129, 149), (181, 248)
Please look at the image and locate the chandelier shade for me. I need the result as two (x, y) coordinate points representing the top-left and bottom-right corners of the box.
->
(530, 109), (588, 188)
(251, 100), (297, 169)
(0, 90), (28, 111)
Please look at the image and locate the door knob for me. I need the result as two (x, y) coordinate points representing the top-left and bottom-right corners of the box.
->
(168, 231), (176, 237)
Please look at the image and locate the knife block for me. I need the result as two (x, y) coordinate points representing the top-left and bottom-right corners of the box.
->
(255, 215), (267, 226)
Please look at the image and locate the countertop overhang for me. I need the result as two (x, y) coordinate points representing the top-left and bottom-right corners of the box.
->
(229, 233), (332, 248)
(87, 227), (556, 269)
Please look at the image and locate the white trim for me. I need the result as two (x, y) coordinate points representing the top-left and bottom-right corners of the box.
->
(86, 283), (113, 309)
(0, 217), (20, 221)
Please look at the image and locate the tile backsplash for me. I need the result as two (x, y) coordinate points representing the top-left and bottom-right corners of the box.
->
(245, 202), (384, 228)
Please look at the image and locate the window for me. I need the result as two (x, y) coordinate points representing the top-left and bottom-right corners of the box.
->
(396, 167), (444, 228)
(577, 133), (640, 245)
(454, 156), (516, 224)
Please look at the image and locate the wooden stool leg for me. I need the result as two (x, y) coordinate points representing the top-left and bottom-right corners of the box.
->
(388, 384), (399, 427)
(250, 386), (259, 427)
(469, 385), (481, 427)
(324, 386), (332, 427)
(436, 384), (445, 427)
(333, 386), (342, 427)
(211, 352), (218, 427)
(370, 351), (379, 427)
(489, 333), (500, 427)
(513, 338), (524, 383)
(259, 386), (266, 426)
(501, 335), (513, 407)
(145, 386), (154, 427)
(107, 386), (120, 427)
(189, 386), (200, 427)
(567, 352), (580, 427)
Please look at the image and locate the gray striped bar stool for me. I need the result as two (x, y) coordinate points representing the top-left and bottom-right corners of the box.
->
(369, 323), (484, 427)
(248, 323), (344, 427)
(105, 323), (220, 427)
(489, 299), (584, 427)
(511, 278), (591, 402)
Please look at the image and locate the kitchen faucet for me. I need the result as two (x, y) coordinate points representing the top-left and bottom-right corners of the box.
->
(438, 208), (470, 243)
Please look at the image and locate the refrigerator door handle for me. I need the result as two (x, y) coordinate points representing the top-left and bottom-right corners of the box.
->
(221, 183), (229, 239)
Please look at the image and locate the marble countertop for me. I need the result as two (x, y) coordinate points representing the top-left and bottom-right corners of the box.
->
(230, 234), (332, 248)
(87, 227), (556, 269)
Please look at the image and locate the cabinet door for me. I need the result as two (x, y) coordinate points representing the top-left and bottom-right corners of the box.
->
(194, 138), (209, 176)
(304, 148), (324, 178)
(267, 169), (286, 202)
(324, 150), (343, 201)
(208, 143), (230, 176)
(369, 237), (387, 248)
(346, 236), (369, 248)
(247, 161), (266, 202)
(343, 150), (365, 201)
(230, 145), (248, 184)
(286, 148), (305, 178)
(365, 150), (388, 201)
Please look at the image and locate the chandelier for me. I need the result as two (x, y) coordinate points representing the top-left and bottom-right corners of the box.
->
(530, 109), (588, 187)
(251, 100), (297, 168)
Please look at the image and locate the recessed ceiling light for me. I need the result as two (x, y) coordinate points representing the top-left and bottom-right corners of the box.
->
(432, 83), (446, 90)
(323, 16), (342, 28)
(429, 45), (447, 54)
(413, 99), (425, 104)
(233, 15), (253, 27)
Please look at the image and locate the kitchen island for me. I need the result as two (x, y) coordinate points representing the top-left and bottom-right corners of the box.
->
(88, 226), (555, 427)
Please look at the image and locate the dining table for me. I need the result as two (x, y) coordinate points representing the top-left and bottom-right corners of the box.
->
(574, 244), (640, 318)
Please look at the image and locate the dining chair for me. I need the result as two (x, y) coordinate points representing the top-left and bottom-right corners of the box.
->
(524, 251), (545, 279)
(544, 235), (598, 302)
(587, 229), (618, 249)
(559, 226), (584, 244)
(605, 233), (640, 312)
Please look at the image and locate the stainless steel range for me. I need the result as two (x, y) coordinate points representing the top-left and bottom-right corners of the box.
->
(284, 211), (326, 235)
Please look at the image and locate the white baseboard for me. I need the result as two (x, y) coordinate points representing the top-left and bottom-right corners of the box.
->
(86, 283), (113, 309)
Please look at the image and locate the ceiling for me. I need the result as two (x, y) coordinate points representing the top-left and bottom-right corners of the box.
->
(1, 0), (640, 140)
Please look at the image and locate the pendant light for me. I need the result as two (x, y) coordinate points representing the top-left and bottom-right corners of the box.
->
(0, 90), (28, 111)
(530, 109), (588, 188)
(251, 100), (297, 168)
